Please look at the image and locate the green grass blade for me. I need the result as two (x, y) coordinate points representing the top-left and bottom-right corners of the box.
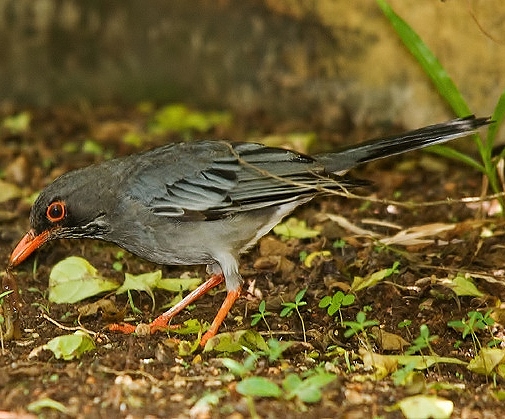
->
(489, 91), (505, 154)
(376, 0), (471, 116)
(427, 144), (485, 172)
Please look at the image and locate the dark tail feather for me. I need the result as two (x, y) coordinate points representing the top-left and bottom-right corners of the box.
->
(315, 115), (491, 174)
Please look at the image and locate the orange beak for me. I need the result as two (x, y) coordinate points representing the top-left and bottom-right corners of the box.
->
(9, 229), (51, 268)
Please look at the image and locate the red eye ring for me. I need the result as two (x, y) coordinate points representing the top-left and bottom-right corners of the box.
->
(46, 201), (66, 223)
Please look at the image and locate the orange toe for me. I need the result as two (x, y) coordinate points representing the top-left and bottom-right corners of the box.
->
(108, 322), (137, 334)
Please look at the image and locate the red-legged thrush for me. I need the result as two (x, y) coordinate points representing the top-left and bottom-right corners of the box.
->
(9, 116), (490, 345)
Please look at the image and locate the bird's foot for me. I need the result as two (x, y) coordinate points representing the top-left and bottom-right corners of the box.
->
(108, 320), (180, 335)
(108, 275), (242, 348)
(108, 273), (227, 345)
(108, 322), (137, 334)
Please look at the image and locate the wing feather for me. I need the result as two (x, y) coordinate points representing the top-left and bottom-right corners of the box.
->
(126, 140), (357, 220)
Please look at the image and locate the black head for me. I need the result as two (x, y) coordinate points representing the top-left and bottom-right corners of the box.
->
(10, 165), (115, 267)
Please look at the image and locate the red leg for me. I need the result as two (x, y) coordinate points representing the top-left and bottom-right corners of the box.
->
(109, 273), (241, 345)
(200, 287), (241, 347)
(109, 274), (225, 335)
(149, 273), (225, 332)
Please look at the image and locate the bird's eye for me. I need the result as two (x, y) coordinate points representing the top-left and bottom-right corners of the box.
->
(46, 201), (66, 223)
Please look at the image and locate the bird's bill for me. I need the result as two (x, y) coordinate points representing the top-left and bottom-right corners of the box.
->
(9, 229), (50, 268)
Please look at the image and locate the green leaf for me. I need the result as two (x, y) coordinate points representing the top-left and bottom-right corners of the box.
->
(177, 338), (202, 357)
(203, 329), (268, 353)
(122, 131), (144, 147)
(44, 331), (95, 360)
(172, 319), (207, 335)
(351, 261), (400, 292)
(264, 338), (293, 362)
(221, 358), (252, 378)
(427, 145), (485, 173)
(236, 377), (282, 398)
(283, 371), (337, 403)
(157, 276), (202, 292)
(491, 91), (505, 157)
(190, 390), (227, 414)
(318, 295), (332, 309)
(116, 270), (162, 308)
(394, 354), (467, 369)
(342, 294), (355, 306)
(280, 305), (294, 317)
(116, 270), (162, 294)
(449, 274), (484, 297)
(2, 111), (31, 134)
(273, 217), (320, 239)
(149, 104), (231, 135)
(282, 373), (302, 393)
(27, 397), (70, 414)
(82, 139), (104, 155)
(49, 257), (118, 303)
(295, 288), (307, 304)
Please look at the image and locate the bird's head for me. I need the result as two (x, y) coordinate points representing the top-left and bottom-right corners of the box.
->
(9, 168), (113, 268)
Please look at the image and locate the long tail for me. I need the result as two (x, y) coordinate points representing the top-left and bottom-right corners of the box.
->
(315, 115), (491, 174)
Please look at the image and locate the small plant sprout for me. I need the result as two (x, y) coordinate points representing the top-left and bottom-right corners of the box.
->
(391, 359), (419, 387)
(406, 324), (438, 357)
(280, 288), (308, 343)
(127, 290), (143, 315)
(250, 300), (273, 336)
(447, 310), (496, 353)
(319, 291), (355, 325)
(332, 238), (346, 249)
(263, 338), (293, 363)
(398, 319), (414, 341)
(221, 347), (259, 378)
(343, 311), (379, 350)
(406, 324), (441, 375)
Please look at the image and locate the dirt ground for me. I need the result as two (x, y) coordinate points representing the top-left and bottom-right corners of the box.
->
(1, 105), (505, 418)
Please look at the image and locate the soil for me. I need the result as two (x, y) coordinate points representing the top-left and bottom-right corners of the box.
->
(1, 104), (505, 418)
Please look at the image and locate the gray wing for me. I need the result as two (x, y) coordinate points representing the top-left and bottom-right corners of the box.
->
(124, 140), (358, 220)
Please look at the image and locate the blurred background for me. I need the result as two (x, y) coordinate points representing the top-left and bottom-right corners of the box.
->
(0, 0), (503, 132)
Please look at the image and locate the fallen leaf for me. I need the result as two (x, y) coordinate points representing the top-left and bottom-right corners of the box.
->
(380, 223), (455, 246)
(467, 348), (505, 375)
(273, 217), (320, 239)
(395, 395), (453, 419)
(372, 327), (410, 351)
(43, 331), (95, 360)
(351, 261), (400, 291)
(78, 299), (121, 317)
(49, 257), (118, 303)
(203, 329), (268, 353)
(304, 250), (332, 268)
(444, 274), (484, 297)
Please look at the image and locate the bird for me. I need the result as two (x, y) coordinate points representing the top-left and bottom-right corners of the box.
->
(9, 115), (490, 346)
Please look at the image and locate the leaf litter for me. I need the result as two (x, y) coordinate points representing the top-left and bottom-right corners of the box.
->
(1, 105), (505, 417)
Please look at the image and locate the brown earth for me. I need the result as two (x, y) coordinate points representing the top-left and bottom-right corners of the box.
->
(1, 105), (504, 418)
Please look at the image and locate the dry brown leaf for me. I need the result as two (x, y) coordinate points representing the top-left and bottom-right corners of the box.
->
(372, 327), (410, 351)
(324, 214), (381, 238)
(379, 223), (456, 246)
